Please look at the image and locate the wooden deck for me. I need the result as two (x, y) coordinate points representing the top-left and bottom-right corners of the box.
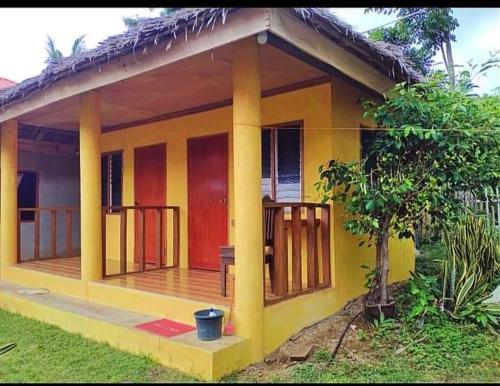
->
(18, 257), (81, 279)
(16, 257), (278, 306)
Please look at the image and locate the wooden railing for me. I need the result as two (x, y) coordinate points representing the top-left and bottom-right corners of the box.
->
(17, 207), (80, 262)
(263, 202), (331, 306)
(101, 205), (180, 278)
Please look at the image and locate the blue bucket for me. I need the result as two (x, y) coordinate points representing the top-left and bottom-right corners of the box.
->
(193, 308), (224, 341)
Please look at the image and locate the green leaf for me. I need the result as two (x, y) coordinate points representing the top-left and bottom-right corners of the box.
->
(365, 200), (376, 211)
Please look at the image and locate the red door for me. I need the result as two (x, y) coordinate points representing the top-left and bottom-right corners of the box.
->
(188, 134), (228, 270)
(134, 144), (166, 265)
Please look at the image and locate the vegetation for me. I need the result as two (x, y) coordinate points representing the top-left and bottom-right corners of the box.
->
(366, 8), (459, 83)
(45, 34), (86, 64)
(442, 215), (500, 330)
(289, 317), (499, 383)
(317, 72), (500, 307)
(123, 8), (180, 28)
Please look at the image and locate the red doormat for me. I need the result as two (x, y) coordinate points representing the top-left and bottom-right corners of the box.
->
(135, 319), (195, 337)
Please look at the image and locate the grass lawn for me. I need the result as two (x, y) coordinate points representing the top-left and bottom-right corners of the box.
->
(0, 310), (196, 383)
(1, 242), (498, 383)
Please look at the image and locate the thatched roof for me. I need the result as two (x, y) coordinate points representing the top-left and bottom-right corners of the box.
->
(0, 8), (421, 111)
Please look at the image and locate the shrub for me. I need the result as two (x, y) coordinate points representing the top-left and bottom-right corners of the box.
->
(442, 214), (500, 331)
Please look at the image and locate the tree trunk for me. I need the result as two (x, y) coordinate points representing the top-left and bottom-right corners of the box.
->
(379, 219), (390, 304)
(444, 39), (455, 89)
(374, 237), (382, 293)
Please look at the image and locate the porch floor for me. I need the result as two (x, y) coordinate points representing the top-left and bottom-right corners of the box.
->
(17, 257), (278, 306)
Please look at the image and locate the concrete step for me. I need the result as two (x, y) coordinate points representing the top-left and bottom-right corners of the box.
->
(0, 280), (250, 381)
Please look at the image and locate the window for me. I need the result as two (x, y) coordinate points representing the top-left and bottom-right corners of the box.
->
(101, 152), (123, 211)
(360, 126), (380, 174)
(18, 171), (38, 222)
(261, 123), (302, 202)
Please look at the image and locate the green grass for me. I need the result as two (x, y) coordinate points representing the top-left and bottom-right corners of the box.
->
(288, 318), (499, 383)
(0, 310), (197, 383)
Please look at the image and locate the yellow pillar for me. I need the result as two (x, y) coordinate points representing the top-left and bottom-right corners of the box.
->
(0, 119), (18, 274)
(232, 37), (264, 361)
(79, 91), (102, 295)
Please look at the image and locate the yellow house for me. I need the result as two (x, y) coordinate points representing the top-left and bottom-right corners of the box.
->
(0, 8), (416, 380)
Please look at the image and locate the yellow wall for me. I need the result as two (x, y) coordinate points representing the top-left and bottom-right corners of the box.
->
(101, 79), (414, 355)
(101, 82), (334, 270)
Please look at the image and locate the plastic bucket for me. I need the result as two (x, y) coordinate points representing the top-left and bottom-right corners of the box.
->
(193, 308), (224, 341)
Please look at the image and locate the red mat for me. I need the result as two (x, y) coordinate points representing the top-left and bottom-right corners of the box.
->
(135, 318), (195, 337)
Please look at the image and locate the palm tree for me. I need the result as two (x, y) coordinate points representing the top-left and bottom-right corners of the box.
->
(45, 35), (63, 63)
(45, 34), (86, 64)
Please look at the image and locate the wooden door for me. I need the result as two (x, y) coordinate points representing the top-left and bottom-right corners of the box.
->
(188, 134), (228, 271)
(134, 144), (166, 265)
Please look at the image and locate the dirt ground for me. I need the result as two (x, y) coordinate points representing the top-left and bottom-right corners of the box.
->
(237, 283), (404, 382)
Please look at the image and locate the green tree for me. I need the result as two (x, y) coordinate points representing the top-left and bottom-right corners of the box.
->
(45, 34), (86, 64)
(366, 8), (459, 86)
(316, 72), (500, 306)
(123, 8), (181, 28)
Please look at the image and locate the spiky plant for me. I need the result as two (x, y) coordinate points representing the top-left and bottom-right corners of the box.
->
(442, 213), (500, 330)
(0, 343), (16, 357)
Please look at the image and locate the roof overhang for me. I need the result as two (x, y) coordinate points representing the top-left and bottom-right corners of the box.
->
(0, 8), (397, 124)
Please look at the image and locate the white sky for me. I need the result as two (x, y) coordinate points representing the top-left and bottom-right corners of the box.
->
(0, 7), (499, 94)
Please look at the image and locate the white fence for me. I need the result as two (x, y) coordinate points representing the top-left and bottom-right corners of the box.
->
(415, 187), (499, 246)
(456, 188), (500, 227)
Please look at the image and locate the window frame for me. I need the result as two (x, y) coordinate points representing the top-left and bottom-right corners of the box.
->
(360, 124), (381, 175)
(18, 170), (39, 223)
(262, 120), (304, 203)
(101, 150), (123, 214)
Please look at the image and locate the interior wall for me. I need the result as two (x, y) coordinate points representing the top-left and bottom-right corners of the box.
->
(18, 150), (80, 260)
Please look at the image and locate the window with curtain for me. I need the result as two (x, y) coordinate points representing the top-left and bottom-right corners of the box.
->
(18, 171), (38, 222)
(101, 152), (123, 212)
(261, 124), (302, 202)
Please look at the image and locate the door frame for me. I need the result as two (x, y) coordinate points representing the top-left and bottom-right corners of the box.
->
(187, 132), (229, 270)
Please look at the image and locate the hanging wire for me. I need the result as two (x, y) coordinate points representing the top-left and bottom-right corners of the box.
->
(360, 9), (427, 35)
(261, 126), (500, 132)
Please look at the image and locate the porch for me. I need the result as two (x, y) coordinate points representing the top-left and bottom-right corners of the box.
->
(15, 200), (331, 308)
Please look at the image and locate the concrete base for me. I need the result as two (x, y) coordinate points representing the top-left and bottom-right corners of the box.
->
(0, 280), (251, 381)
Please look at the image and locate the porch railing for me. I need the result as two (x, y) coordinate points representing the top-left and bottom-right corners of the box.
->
(263, 202), (331, 306)
(101, 205), (180, 278)
(17, 207), (80, 262)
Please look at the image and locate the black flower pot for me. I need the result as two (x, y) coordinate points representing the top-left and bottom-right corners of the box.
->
(364, 299), (396, 322)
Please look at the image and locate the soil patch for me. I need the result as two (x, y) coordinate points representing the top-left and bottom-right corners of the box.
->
(236, 283), (404, 382)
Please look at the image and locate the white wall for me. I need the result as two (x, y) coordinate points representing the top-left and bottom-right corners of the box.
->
(18, 150), (80, 260)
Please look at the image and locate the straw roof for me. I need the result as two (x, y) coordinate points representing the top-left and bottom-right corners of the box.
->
(0, 8), (421, 111)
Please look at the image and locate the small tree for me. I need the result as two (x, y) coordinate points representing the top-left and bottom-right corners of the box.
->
(366, 8), (459, 85)
(316, 73), (499, 306)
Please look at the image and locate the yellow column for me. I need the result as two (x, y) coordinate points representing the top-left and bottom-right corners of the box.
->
(232, 37), (264, 361)
(79, 91), (102, 295)
(0, 119), (18, 274)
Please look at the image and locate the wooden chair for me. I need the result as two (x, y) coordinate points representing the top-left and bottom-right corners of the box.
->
(220, 196), (276, 297)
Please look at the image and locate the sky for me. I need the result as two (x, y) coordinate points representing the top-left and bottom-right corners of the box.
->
(0, 7), (498, 94)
